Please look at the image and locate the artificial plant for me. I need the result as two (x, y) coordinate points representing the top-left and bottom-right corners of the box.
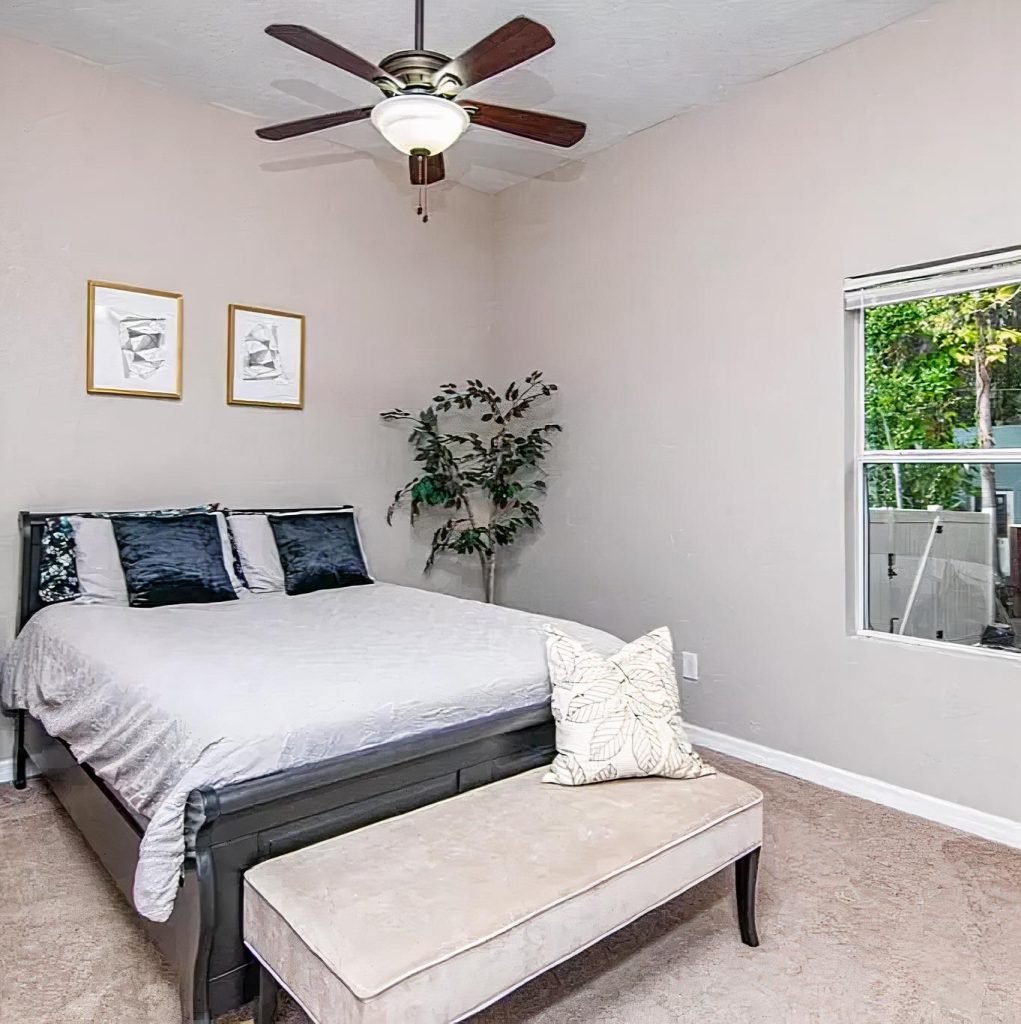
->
(381, 371), (560, 602)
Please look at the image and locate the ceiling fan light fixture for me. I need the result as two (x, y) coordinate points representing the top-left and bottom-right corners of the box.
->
(370, 94), (469, 156)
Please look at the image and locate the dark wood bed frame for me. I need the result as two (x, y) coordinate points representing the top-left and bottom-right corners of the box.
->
(3, 510), (558, 1024)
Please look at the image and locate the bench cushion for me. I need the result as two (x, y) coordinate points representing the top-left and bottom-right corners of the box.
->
(244, 767), (763, 1024)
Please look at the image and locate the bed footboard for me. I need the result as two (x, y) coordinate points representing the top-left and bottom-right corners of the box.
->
(18, 707), (555, 1024)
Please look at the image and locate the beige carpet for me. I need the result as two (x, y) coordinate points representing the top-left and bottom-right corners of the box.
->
(1, 752), (1019, 1024)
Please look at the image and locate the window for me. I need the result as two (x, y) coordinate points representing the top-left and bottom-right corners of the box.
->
(847, 247), (1021, 655)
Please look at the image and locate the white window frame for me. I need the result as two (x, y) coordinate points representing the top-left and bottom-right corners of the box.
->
(846, 245), (1021, 658)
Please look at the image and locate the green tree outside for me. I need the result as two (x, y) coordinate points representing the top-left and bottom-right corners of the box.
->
(864, 287), (1021, 514)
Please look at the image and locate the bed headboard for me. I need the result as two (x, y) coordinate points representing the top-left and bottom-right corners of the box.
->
(17, 506), (351, 633)
(18, 512), (49, 633)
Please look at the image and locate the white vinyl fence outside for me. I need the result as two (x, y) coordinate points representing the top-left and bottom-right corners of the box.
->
(868, 508), (994, 644)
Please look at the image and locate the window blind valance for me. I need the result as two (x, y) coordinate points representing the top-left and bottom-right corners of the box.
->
(844, 246), (1021, 310)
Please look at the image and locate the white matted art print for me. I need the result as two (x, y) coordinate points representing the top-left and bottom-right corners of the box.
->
(227, 304), (305, 409)
(87, 281), (183, 399)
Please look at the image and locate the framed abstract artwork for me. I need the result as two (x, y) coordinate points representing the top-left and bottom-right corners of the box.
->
(87, 280), (183, 399)
(227, 304), (305, 409)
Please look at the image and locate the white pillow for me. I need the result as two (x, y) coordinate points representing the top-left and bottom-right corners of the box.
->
(227, 514), (285, 593)
(70, 516), (129, 604)
(543, 625), (713, 787)
(70, 511), (243, 604)
(227, 508), (372, 594)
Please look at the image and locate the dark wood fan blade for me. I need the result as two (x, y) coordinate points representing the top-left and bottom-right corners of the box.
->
(409, 152), (445, 186)
(461, 102), (586, 147)
(433, 17), (553, 92)
(265, 25), (399, 91)
(256, 106), (374, 141)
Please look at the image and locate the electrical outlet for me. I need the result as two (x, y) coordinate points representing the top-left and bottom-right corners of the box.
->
(681, 651), (699, 681)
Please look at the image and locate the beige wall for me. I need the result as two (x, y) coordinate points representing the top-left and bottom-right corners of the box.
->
(494, 0), (1021, 821)
(0, 36), (495, 753)
(6, 1), (1020, 821)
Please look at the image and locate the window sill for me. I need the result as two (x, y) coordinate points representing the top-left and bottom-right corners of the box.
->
(854, 629), (1021, 664)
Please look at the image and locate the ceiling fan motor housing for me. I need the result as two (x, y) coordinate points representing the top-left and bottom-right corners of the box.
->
(379, 50), (456, 93)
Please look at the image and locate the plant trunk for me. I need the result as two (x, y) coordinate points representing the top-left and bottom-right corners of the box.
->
(892, 463), (904, 510)
(483, 550), (497, 604)
(882, 416), (904, 509)
(975, 326), (999, 612)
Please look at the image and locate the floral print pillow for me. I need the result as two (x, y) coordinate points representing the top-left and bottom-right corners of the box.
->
(542, 625), (714, 787)
(39, 517), (79, 604)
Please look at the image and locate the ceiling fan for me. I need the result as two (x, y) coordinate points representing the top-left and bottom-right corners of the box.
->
(255, 0), (586, 220)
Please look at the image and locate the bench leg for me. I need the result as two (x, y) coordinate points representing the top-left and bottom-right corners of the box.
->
(256, 962), (281, 1024)
(735, 847), (760, 947)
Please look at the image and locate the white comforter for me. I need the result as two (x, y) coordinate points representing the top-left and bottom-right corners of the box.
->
(0, 583), (620, 922)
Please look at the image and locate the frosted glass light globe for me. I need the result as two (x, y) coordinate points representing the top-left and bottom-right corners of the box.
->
(371, 95), (470, 156)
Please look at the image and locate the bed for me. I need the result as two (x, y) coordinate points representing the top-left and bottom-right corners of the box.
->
(2, 510), (619, 1024)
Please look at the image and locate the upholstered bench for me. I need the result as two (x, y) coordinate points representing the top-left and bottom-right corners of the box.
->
(243, 766), (763, 1024)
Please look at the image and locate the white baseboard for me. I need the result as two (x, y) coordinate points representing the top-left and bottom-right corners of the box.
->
(0, 756), (38, 786)
(686, 724), (1021, 851)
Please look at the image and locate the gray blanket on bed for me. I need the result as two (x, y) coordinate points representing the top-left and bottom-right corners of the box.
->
(1, 583), (620, 922)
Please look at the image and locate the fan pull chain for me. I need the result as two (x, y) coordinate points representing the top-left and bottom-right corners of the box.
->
(414, 151), (428, 223)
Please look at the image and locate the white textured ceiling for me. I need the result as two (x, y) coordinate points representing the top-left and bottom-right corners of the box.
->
(2, 0), (939, 192)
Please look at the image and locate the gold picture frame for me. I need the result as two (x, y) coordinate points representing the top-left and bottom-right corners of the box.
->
(86, 280), (183, 399)
(227, 304), (305, 410)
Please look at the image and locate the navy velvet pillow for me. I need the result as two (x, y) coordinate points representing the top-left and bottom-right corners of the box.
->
(267, 512), (373, 596)
(110, 514), (239, 608)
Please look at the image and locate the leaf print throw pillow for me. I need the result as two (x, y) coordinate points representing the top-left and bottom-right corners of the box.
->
(543, 625), (714, 787)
